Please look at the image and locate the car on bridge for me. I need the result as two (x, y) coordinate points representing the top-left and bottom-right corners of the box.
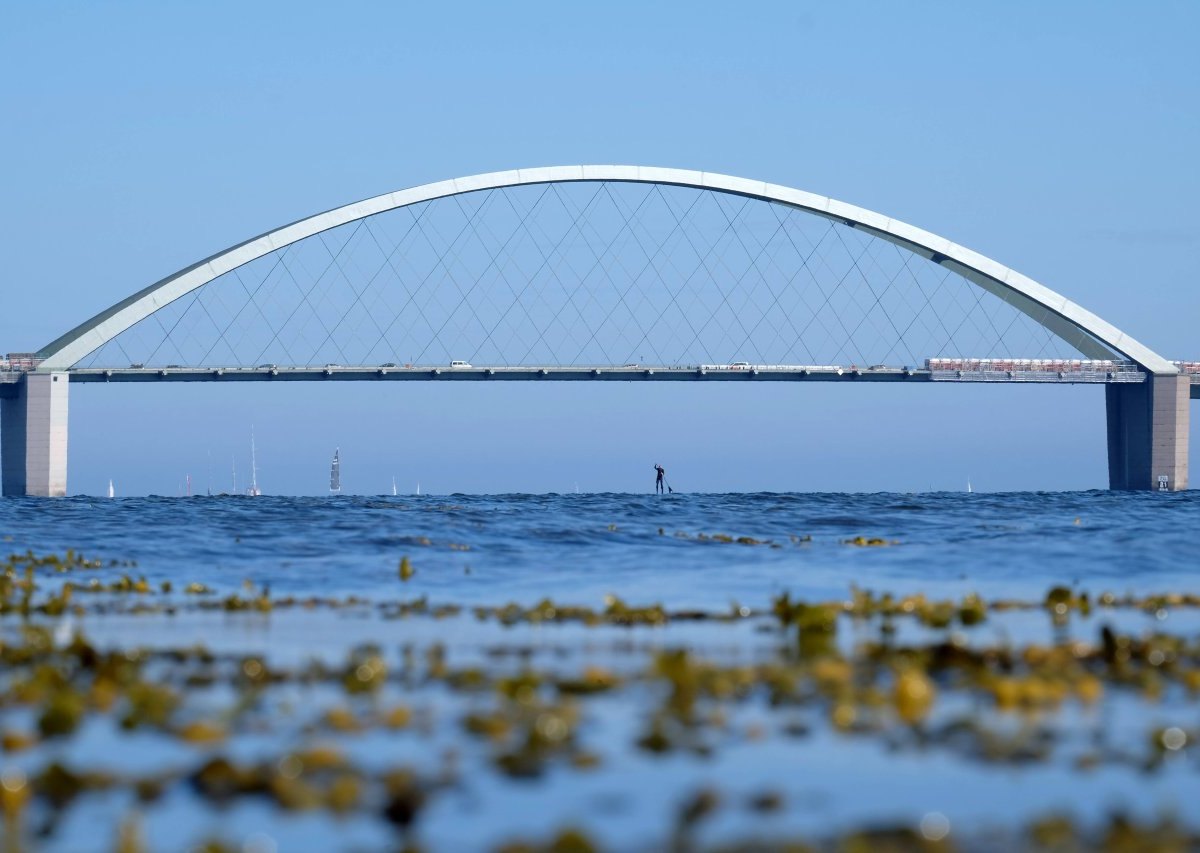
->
(450, 360), (472, 369)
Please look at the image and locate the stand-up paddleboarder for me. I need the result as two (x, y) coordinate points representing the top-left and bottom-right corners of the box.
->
(654, 464), (666, 494)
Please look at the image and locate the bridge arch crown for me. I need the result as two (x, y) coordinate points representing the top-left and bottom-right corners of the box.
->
(36, 166), (1176, 375)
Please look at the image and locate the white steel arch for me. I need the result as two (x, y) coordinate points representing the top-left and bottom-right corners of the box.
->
(35, 166), (1179, 374)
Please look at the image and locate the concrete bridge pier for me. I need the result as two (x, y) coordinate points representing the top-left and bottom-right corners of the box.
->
(0, 372), (69, 497)
(1106, 374), (1190, 491)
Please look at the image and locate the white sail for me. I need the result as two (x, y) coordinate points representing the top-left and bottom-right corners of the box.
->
(247, 428), (262, 496)
(392, 476), (397, 496)
(107, 479), (114, 499)
(330, 448), (341, 494)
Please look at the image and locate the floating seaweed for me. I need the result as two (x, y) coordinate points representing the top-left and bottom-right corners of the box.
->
(1, 550), (1198, 849)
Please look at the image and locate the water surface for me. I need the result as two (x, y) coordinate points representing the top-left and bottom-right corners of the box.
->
(0, 491), (1196, 851)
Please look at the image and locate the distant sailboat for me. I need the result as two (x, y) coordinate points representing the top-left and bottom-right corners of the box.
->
(416, 482), (421, 496)
(246, 429), (262, 496)
(330, 448), (342, 494)
(107, 479), (114, 499)
(392, 476), (397, 496)
(967, 477), (973, 494)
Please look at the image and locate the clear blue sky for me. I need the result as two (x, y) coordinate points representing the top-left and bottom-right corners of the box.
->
(2, 1), (1196, 494)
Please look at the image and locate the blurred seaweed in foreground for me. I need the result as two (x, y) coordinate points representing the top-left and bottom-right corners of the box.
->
(1, 549), (1198, 850)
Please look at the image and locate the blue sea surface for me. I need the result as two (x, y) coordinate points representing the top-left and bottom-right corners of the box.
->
(0, 490), (1197, 851)
(2, 490), (1197, 606)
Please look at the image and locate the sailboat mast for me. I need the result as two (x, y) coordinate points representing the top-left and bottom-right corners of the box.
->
(248, 428), (261, 496)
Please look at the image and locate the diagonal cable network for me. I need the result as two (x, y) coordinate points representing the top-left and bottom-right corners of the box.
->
(702, 191), (793, 363)
(773, 216), (848, 361)
(561, 182), (680, 364)
(881, 249), (951, 364)
(515, 182), (633, 365)
(253, 221), (363, 365)
(613, 186), (704, 362)
(526, 183), (616, 364)
(309, 222), (393, 362)
(725, 202), (800, 362)
(563, 182), (664, 362)
(569, 182), (699, 365)
(788, 221), (868, 364)
(83, 181), (1100, 372)
(198, 251), (290, 365)
(620, 185), (726, 364)
(578, 183), (682, 363)
(410, 188), (533, 364)
(828, 225), (910, 365)
(756, 205), (828, 364)
(658, 188), (752, 362)
(361, 202), (451, 362)
(404, 193), (500, 363)
(499, 183), (613, 364)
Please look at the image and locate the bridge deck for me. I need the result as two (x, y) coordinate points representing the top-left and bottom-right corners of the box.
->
(51, 364), (1160, 384)
(5, 364), (1197, 398)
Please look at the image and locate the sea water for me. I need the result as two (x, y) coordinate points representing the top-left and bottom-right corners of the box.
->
(0, 491), (1197, 850)
(4, 491), (1197, 604)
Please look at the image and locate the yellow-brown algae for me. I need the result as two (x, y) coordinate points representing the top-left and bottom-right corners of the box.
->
(4, 551), (1200, 844)
(325, 774), (362, 813)
(175, 720), (227, 745)
(893, 667), (936, 724)
(0, 729), (36, 752)
(842, 536), (898, 546)
(0, 768), (29, 824)
(382, 706), (413, 729)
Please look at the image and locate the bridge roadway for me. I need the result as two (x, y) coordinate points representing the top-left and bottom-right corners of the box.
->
(15, 362), (1184, 388)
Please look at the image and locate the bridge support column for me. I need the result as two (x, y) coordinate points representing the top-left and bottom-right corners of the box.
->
(1, 373), (69, 497)
(1106, 374), (1189, 491)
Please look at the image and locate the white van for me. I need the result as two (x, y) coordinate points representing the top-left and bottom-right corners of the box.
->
(450, 360), (472, 369)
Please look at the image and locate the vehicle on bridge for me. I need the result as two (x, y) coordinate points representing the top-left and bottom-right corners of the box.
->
(925, 358), (1146, 384)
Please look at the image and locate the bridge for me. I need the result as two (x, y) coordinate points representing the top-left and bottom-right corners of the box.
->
(2, 165), (1194, 496)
